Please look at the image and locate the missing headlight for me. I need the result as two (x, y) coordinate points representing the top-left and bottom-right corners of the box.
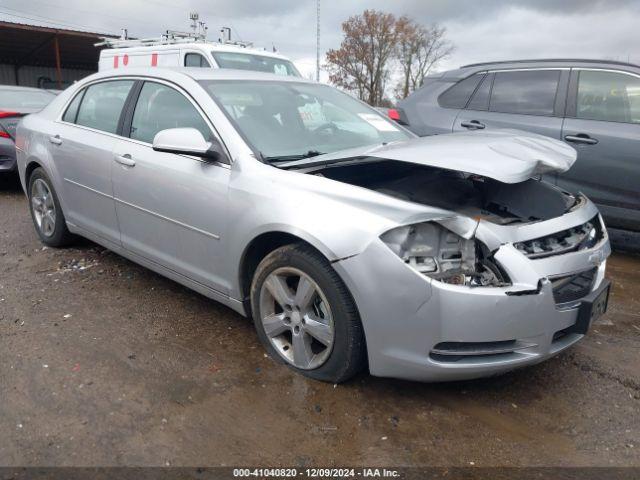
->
(380, 222), (510, 287)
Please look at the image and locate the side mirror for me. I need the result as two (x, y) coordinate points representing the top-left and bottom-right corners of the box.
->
(152, 128), (228, 163)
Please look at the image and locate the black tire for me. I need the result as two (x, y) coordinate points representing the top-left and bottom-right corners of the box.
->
(250, 243), (367, 383)
(27, 167), (74, 247)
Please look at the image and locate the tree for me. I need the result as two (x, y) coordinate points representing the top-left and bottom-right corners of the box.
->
(395, 22), (454, 99)
(325, 10), (455, 104)
(325, 10), (401, 106)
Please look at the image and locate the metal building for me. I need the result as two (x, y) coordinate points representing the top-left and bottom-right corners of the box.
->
(0, 19), (118, 89)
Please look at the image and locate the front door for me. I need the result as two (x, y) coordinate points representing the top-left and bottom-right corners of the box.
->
(111, 80), (231, 292)
(560, 69), (640, 231)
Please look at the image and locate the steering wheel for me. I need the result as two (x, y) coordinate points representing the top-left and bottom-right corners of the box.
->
(312, 122), (339, 136)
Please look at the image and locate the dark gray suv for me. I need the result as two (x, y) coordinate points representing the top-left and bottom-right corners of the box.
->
(397, 59), (640, 236)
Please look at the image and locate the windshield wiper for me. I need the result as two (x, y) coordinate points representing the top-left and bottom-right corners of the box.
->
(263, 150), (325, 163)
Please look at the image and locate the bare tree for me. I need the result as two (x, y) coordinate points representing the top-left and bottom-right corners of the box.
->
(325, 10), (401, 106)
(395, 22), (455, 99)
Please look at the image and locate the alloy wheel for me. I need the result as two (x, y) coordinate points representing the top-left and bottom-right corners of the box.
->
(31, 178), (56, 238)
(259, 267), (335, 369)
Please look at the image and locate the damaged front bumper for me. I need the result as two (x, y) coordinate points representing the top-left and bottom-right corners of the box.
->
(332, 198), (611, 382)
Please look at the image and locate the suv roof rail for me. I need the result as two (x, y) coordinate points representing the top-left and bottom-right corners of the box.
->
(460, 58), (640, 69)
(95, 30), (254, 49)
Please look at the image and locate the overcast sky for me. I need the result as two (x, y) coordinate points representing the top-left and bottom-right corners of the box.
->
(2, 0), (639, 79)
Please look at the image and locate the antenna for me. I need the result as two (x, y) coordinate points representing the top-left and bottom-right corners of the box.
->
(189, 12), (199, 35)
(316, 0), (320, 82)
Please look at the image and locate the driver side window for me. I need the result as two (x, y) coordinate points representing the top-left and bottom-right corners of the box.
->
(129, 82), (211, 144)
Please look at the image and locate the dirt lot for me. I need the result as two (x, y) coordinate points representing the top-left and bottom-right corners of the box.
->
(1, 177), (639, 468)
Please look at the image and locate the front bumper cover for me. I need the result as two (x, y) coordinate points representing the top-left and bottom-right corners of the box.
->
(333, 203), (611, 382)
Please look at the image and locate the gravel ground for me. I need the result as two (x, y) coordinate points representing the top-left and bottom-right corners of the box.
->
(1, 177), (639, 467)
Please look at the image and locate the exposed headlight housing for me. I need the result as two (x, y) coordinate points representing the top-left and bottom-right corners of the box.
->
(381, 222), (509, 287)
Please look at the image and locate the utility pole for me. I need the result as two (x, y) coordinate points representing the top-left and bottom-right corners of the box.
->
(316, 0), (320, 82)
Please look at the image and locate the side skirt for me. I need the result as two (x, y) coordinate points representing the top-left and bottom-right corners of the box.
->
(66, 222), (247, 317)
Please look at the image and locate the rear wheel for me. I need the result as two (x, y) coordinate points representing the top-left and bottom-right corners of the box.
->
(250, 243), (367, 383)
(28, 168), (74, 247)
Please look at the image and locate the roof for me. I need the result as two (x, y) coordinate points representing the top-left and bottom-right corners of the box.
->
(0, 19), (118, 69)
(102, 41), (292, 61)
(82, 66), (316, 83)
(461, 58), (640, 69)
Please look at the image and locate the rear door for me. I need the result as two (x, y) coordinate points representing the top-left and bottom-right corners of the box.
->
(454, 68), (567, 138)
(111, 80), (231, 292)
(51, 79), (135, 244)
(560, 68), (640, 230)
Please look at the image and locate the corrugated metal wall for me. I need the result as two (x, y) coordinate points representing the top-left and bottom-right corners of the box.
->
(0, 64), (94, 88)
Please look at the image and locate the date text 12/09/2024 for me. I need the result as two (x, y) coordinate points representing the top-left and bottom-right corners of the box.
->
(232, 468), (400, 478)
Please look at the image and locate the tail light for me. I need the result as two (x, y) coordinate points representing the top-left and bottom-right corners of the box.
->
(0, 111), (23, 140)
(386, 108), (408, 126)
(387, 109), (401, 121)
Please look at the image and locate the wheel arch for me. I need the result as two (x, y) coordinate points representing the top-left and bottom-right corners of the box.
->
(238, 230), (337, 312)
(24, 159), (44, 188)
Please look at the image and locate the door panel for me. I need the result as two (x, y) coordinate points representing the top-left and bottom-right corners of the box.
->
(51, 80), (135, 243)
(53, 125), (120, 242)
(112, 141), (230, 291)
(559, 68), (640, 231)
(560, 118), (640, 230)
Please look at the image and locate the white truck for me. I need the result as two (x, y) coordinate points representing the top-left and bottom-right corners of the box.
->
(97, 32), (301, 77)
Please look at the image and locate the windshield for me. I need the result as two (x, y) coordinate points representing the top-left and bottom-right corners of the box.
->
(200, 80), (411, 160)
(211, 52), (301, 77)
(0, 88), (56, 110)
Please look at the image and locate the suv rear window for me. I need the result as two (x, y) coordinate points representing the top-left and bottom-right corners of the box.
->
(489, 70), (560, 116)
(438, 74), (484, 109)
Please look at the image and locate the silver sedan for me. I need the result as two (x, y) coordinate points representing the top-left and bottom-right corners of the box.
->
(15, 68), (611, 382)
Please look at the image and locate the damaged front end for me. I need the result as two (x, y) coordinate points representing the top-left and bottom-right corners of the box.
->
(380, 221), (509, 287)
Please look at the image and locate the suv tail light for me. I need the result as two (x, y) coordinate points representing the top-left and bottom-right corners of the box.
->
(386, 108), (408, 126)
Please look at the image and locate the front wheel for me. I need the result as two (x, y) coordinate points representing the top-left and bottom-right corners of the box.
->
(250, 244), (367, 383)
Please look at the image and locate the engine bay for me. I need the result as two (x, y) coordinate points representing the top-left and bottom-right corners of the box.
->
(314, 159), (577, 226)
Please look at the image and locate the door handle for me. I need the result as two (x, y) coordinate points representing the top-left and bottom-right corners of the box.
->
(460, 120), (485, 130)
(49, 135), (62, 145)
(564, 134), (598, 145)
(115, 154), (136, 167)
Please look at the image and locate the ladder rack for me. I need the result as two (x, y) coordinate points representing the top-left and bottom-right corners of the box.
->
(95, 30), (254, 49)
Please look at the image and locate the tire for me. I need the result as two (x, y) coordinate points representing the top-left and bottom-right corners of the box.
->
(27, 167), (74, 247)
(250, 243), (367, 383)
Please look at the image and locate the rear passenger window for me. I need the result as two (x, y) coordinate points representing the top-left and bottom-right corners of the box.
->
(576, 70), (640, 123)
(489, 70), (560, 116)
(62, 90), (84, 123)
(75, 80), (134, 134)
(185, 53), (210, 68)
(129, 82), (210, 144)
(438, 74), (484, 109)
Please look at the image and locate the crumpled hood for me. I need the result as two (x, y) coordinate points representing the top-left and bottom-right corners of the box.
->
(284, 129), (577, 184)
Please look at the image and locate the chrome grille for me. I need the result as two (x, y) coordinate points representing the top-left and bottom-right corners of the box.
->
(514, 216), (602, 259)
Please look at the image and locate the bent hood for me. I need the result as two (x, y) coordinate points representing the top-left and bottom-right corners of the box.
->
(282, 129), (577, 184)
